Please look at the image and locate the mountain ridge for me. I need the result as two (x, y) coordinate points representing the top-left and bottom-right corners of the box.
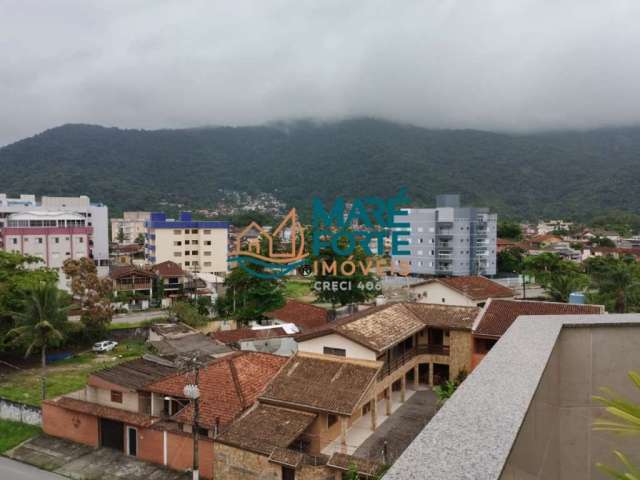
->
(1, 118), (639, 220)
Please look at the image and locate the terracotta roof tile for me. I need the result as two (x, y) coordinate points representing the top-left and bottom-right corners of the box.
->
(145, 352), (286, 428)
(109, 265), (155, 280)
(435, 276), (514, 301)
(473, 299), (605, 338)
(296, 302), (478, 352)
(152, 260), (186, 277)
(217, 404), (316, 455)
(265, 300), (329, 331)
(48, 397), (154, 427)
(260, 353), (379, 415)
(212, 327), (291, 344)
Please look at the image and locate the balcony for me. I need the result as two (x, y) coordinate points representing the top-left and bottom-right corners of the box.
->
(416, 344), (450, 356)
(378, 345), (449, 379)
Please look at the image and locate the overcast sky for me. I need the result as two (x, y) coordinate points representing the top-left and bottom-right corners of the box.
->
(1, 0), (640, 145)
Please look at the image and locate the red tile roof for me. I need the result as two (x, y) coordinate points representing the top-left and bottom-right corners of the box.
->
(144, 351), (287, 428)
(152, 260), (186, 277)
(47, 396), (155, 427)
(109, 265), (155, 280)
(435, 276), (514, 301)
(265, 300), (329, 331)
(211, 327), (291, 344)
(473, 299), (605, 338)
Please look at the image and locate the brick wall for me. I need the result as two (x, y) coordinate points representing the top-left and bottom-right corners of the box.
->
(42, 402), (98, 447)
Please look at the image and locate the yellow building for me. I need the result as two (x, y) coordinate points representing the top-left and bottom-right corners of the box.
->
(144, 212), (228, 275)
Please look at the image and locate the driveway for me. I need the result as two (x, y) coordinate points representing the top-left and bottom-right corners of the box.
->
(0, 456), (65, 480)
(354, 389), (439, 464)
(7, 435), (189, 480)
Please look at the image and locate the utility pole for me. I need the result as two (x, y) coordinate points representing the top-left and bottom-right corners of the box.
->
(180, 354), (203, 480)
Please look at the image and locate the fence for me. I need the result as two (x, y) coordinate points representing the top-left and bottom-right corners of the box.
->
(0, 396), (42, 425)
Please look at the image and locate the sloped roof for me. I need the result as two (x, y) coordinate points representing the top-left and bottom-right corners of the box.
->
(259, 352), (380, 415)
(90, 357), (177, 391)
(433, 276), (514, 301)
(473, 299), (605, 338)
(265, 300), (329, 331)
(296, 302), (478, 353)
(216, 404), (316, 455)
(109, 265), (155, 280)
(150, 332), (233, 357)
(48, 396), (154, 427)
(145, 351), (287, 428)
(152, 260), (186, 277)
(212, 327), (291, 344)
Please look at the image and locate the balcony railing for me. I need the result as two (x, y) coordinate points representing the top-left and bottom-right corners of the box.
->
(378, 344), (450, 379)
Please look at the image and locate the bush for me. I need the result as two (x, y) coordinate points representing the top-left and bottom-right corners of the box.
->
(169, 302), (209, 327)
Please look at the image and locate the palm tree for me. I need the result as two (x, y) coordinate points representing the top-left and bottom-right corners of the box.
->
(587, 257), (640, 313)
(8, 282), (69, 401)
(593, 371), (640, 479)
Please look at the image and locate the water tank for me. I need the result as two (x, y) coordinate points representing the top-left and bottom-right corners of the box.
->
(569, 292), (585, 304)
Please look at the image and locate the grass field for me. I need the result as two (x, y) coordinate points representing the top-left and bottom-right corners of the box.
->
(0, 419), (41, 453)
(284, 279), (312, 299)
(0, 340), (147, 406)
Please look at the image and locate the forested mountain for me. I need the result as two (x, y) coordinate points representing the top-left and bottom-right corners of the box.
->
(1, 118), (640, 221)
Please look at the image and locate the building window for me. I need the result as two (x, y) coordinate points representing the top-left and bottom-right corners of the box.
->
(191, 229), (198, 234)
(111, 391), (123, 403)
(442, 298), (446, 303)
(185, 240), (190, 245)
(192, 240), (198, 245)
(185, 261), (190, 266)
(204, 240), (212, 246)
(173, 241), (182, 246)
(327, 414), (338, 429)
(174, 252), (182, 257)
(12, 238), (17, 244)
(184, 229), (190, 234)
(78, 237), (84, 243)
(204, 262), (211, 267)
(191, 250), (198, 255)
(204, 230), (211, 235)
(54, 237), (59, 244)
(173, 230), (181, 235)
(204, 251), (211, 256)
(37, 238), (43, 244)
(323, 347), (346, 357)
(185, 251), (190, 256)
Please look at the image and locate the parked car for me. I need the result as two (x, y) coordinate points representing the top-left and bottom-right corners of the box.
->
(92, 340), (118, 353)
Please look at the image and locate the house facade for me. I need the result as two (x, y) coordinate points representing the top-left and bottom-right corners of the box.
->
(408, 275), (514, 307)
(111, 211), (150, 244)
(145, 212), (228, 275)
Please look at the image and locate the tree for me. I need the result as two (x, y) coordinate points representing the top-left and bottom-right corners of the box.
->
(522, 253), (588, 302)
(7, 282), (69, 400)
(433, 370), (468, 405)
(218, 265), (285, 324)
(593, 371), (640, 479)
(591, 236), (616, 248)
(585, 256), (640, 313)
(313, 236), (378, 310)
(0, 252), (58, 349)
(62, 258), (113, 339)
(497, 247), (524, 274)
(116, 227), (127, 243)
(497, 221), (522, 240)
(135, 233), (145, 245)
(169, 301), (209, 327)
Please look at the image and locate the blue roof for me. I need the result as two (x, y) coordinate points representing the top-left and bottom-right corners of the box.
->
(146, 211), (228, 229)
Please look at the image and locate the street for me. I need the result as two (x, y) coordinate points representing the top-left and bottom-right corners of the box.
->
(0, 456), (65, 480)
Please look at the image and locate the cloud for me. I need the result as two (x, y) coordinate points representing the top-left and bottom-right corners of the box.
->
(1, 0), (640, 145)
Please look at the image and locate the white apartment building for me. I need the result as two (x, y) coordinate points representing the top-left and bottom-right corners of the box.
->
(145, 212), (228, 275)
(0, 193), (109, 277)
(110, 211), (150, 244)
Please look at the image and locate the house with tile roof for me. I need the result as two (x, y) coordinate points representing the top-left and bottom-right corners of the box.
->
(211, 324), (299, 356)
(296, 302), (478, 420)
(263, 299), (330, 332)
(470, 298), (605, 369)
(408, 275), (515, 307)
(42, 352), (287, 479)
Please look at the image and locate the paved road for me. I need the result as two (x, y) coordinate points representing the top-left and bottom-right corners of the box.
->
(0, 456), (65, 479)
(70, 310), (168, 324)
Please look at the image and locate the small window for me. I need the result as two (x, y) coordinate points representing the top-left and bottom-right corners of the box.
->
(12, 238), (17, 244)
(111, 391), (123, 403)
(185, 251), (190, 256)
(54, 237), (60, 244)
(204, 230), (211, 235)
(185, 261), (190, 266)
(323, 347), (346, 357)
(173, 230), (181, 235)
(191, 250), (198, 255)
(204, 261), (211, 267)
(78, 237), (84, 243)
(204, 251), (211, 256)
(174, 252), (182, 257)
(192, 240), (198, 245)
(205, 240), (212, 246)
(191, 229), (198, 234)
(173, 241), (182, 246)
(37, 238), (43, 244)
(442, 298), (446, 303)
(185, 240), (190, 245)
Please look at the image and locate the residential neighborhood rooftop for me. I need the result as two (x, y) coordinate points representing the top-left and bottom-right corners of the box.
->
(89, 356), (177, 391)
(216, 404), (317, 456)
(260, 352), (380, 415)
(265, 300), (329, 331)
(145, 351), (287, 428)
(472, 298), (605, 338)
(151, 260), (186, 277)
(429, 275), (515, 301)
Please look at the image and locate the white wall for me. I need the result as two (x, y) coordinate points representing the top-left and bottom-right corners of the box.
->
(412, 282), (477, 307)
(297, 333), (377, 361)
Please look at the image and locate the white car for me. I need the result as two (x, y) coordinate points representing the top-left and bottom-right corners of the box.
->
(92, 340), (118, 353)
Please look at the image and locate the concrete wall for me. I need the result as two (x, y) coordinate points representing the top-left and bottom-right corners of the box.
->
(297, 334), (377, 361)
(413, 282), (477, 307)
(501, 326), (640, 480)
(0, 397), (42, 425)
(41, 402), (99, 447)
(83, 384), (140, 413)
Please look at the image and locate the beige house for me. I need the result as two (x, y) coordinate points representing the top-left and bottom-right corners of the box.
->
(408, 275), (515, 307)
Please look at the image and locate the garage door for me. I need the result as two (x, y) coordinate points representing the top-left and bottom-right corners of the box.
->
(100, 418), (124, 451)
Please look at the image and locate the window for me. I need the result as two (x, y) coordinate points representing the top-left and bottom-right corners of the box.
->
(54, 237), (59, 244)
(204, 251), (211, 256)
(192, 240), (198, 245)
(323, 347), (346, 357)
(184, 229), (190, 234)
(442, 298), (446, 303)
(174, 252), (182, 257)
(191, 229), (198, 234)
(173, 241), (182, 246)
(327, 414), (338, 429)
(37, 238), (43, 244)
(185, 240), (190, 245)
(203, 230), (211, 235)
(12, 238), (17, 244)
(191, 250), (198, 255)
(111, 391), (123, 403)
(78, 237), (84, 243)
(204, 240), (212, 246)
(185, 251), (190, 255)
(185, 261), (190, 266)
(173, 230), (181, 235)
(204, 262), (211, 267)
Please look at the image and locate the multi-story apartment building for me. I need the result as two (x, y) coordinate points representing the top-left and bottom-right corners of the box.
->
(145, 212), (228, 275)
(110, 211), (151, 244)
(0, 193), (109, 277)
(392, 194), (497, 276)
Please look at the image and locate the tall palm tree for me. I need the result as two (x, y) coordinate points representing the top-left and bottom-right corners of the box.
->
(587, 257), (640, 313)
(8, 282), (69, 401)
